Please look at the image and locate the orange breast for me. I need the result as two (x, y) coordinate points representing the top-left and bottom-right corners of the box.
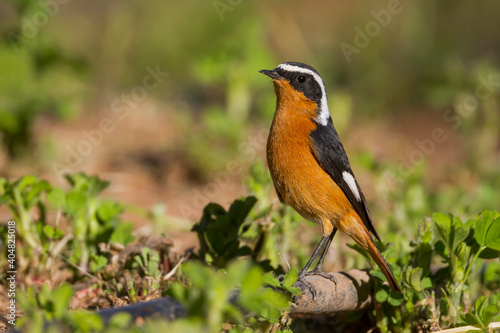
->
(266, 79), (352, 235)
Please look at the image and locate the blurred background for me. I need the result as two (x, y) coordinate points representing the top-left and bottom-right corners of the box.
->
(1, 0), (499, 249)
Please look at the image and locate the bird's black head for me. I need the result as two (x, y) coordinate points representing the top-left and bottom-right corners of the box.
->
(259, 62), (325, 104)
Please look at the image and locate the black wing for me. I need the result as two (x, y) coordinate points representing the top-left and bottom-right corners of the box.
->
(308, 118), (380, 240)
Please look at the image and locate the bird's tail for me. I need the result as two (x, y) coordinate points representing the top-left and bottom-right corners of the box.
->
(365, 236), (401, 292)
(349, 224), (401, 292)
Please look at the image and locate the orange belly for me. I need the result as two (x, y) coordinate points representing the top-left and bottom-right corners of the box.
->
(267, 105), (352, 236)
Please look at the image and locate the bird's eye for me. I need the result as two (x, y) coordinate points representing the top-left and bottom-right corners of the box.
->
(297, 75), (307, 83)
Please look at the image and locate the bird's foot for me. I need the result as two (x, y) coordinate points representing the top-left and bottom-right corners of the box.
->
(302, 268), (338, 285)
(295, 269), (338, 300)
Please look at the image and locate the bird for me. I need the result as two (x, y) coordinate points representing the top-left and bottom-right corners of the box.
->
(260, 62), (401, 292)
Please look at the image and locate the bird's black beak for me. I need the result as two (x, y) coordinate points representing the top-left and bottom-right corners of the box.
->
(259, 69), (281, 80)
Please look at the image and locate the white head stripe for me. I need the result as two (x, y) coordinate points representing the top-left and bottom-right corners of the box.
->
(342, 171), (361, 201)
(277, 63), (331, 126)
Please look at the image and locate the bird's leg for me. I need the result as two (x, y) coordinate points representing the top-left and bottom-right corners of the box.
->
(296, 229), (338, 297)
(298, 235), (329, 276)
(311, 228), (338, 273)
(278, 236), (328, 285)
(295, 235), (328, 296)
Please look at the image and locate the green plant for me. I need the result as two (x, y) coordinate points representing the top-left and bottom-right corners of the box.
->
(0, 173), (135, 281)
(460, 296), (500, 331)
(0, 175), (51, 253)
(374, 210), (500, 332)
(16, 283), (104, 333)
(192, 196), (266, 269)
(133, 248), (163, 295)
(0, 173), (175, 331)
(0, 0), (89, 158)
(3, 171), (499, 333)
(176, 193), (303, 332)
(168, 260), (297, 333)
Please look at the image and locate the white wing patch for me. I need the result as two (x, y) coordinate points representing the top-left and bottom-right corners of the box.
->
(277, 63), (331, 126)
(342, 171), (361, 201)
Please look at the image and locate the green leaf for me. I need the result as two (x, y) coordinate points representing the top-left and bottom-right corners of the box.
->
(240, 265), (267, 312)
(420, 220), (434, 243)
(474, 296), (487, 317)
(226, 260), (251, 284)
(14, 174), (38, 191)
(24, 179), (51, 209)
(420, 277), (433, 290)
(347, 243), (370, 260)
(107, 312), (132, 329)
(375, 287), (389, 302)
(97, 200), (123, 222)
(109, 223), (134, 245)
(141, 247), (150, 260)
(66, 190), (87, 214)
(206, 228), (225, 254)
(38, 284), (50, 308)
(262, 273), (281, 287)
(461, 312), (481, 326)
(485, 218), (500, 250)
(224, 303), (245, 324)
(54, 227), (65, 239)
(475, 210), (500, 246)
(387, 291), (404, 306)
(69, 311), (104, 332)
(43, 225), (55, 239)
(478, 247), (500, 259)
(410, 267), (423, 292)
(66, 173), (110, 197)
(372, 270), (387, 282)
(0, 178), (7, 193)
(455, 242), (470, 266)
(241, 265), (263, 293)
(433, 212), (451, 249)
(483, 261), (500, 283)
(51, 284), (74, 319)
(453, 225), (469, 252)
(167, 282), (189, 303)
(282, 269), (298, 288)
(257, 288), (290, 322)
(90, 255), (108, 272)
(46, 187), (66, 207)
(229, 196), (257, 225)
(283, 286), (302, 295)
(182, 261), (214, 288)
(482, 304), (500, 325)
(147, 250), (160, 276)
(0, 193), (10, 205)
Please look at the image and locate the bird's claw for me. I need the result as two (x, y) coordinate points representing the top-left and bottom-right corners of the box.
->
(304, 268), (338, 285)
(295, 269), (338, 300)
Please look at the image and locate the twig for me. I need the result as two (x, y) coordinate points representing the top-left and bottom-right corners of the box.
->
(163, 252), (188, 281)
(278, 252), (291, 270)
(63, 258), (101, 282)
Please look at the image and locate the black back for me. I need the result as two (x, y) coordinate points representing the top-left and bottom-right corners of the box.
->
(309, 117), (380, 241)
